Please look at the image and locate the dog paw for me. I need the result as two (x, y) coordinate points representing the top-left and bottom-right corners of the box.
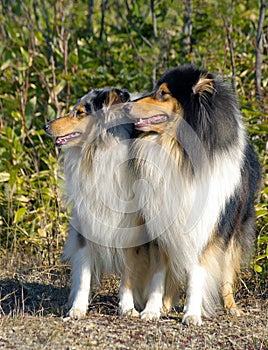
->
(118, 307), (140, 318)
(226, 307), (243, 316)
(182, 313), (202, 326)
(67, 307), (87, 319)
(140, 309), (161, 321)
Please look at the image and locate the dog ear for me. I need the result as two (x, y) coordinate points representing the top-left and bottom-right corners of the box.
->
(192, 76), (214, 95)
(108, 89), (130, 106)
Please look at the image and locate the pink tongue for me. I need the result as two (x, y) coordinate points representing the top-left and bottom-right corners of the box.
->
(55, 136), (69, 145)
(134, 115), (167, 127)
(55, 132), (81, 146)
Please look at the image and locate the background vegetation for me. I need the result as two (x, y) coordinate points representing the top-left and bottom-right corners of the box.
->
(0, 0), (267, 279)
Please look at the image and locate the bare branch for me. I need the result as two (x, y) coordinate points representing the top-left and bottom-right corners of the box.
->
(255, 0), (266, 101)
(223, 16), (237, 95)
(151, 0), (157, 38)
(99, 0), (108, 41)
(87, 0), (94, 36)
(182, 0), (192, 54)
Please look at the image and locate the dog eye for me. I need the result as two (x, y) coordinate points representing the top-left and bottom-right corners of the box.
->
(75, 109), (84, 118)
(157, 90), (169, 99)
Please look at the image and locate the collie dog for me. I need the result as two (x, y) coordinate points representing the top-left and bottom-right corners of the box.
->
(44, 88), (173, 320)
(127, 64), (261, 325)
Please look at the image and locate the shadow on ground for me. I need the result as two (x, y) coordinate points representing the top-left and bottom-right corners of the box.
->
(0, 277), (68, 316)
(0, 265), (120, 317)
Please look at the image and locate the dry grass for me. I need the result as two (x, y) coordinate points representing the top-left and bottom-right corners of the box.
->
(0, 254), (267, 350)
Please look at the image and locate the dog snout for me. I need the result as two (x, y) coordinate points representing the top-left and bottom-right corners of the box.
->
(44, 122), (51, 135)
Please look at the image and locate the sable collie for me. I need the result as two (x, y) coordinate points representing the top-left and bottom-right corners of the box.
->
(44, 88), (173, 320)
(127, 64), (261, 325)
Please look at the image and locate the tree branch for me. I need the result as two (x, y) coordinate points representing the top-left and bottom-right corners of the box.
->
(87, 0), (94, 36)
(151, 0), (158, 38)
(182, 0), (192, 54)
(255, 0), (266, 101)
(223, 16), (237, 95)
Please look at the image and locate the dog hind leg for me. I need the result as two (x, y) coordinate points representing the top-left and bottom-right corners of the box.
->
(221, 238), (243, 316)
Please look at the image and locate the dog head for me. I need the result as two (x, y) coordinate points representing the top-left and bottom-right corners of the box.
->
(44, 88), (130, 147)
(127, 64), (241, 156)
(126, 65), (217, 133)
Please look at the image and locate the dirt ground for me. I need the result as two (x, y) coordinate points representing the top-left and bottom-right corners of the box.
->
(0, 254), (267, 350)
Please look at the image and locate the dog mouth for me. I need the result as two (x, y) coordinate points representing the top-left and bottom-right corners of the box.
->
(54, 132), (82, 146)
(134, 114), (168, 128)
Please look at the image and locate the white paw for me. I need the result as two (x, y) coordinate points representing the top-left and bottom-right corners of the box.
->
(67, 306), (87, 319)
(118, 307), (140, 318)
(226, 307), (243, 316)
(182, 313), (202, 326)
(140, 308), (161, 321)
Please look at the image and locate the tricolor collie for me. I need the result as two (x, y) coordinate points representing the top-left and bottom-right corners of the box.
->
(44, 88), (173, 320)
(128, 64), (261, 325)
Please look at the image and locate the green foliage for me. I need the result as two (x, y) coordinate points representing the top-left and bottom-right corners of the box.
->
(0, 0), (267, 274)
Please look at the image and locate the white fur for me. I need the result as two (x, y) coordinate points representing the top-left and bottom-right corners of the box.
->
(62, 106), (167, 319)
(64, 134), (140, 249)
(182, 265), (206, 325)
(118, 285), (139, 317)
(131, 115), (247, 320)
(66, 243), (92, 319)
(140, 266), (167, 321)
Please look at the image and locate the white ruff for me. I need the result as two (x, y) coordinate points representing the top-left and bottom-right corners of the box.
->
(133, 122), (246, 285)
(63, 132), (143, 272)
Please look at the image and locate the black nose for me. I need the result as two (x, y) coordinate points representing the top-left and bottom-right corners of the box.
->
(44, 123), (50, 133)
(123, 103), (132, 113)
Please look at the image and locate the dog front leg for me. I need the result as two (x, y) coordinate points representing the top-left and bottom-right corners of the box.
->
(118, 248), (139, 318)
(182, 264), (205, 326)
(67, 246), (92, 319)
(118, 284), (139, 318)
(140, 266), (166, 321)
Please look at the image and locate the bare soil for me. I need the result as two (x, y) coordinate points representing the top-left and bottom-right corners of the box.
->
(0, 254), (267, 349)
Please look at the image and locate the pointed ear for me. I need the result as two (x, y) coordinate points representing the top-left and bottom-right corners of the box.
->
(108, 89), (130, 106)
(107, 90), (120, 106)
(107, 90), (127, 106)
(192, 76), (214, 95)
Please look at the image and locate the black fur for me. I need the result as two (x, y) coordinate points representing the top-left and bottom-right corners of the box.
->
(157, 65), (261, 249)
(157, 65), (240, 156)
(82, 88), (130, 114)
(218, 143), (261, 251)
(129, 64), (262, 322)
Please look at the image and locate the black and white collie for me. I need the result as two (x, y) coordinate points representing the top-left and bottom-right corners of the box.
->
(127, 64), (261, 325)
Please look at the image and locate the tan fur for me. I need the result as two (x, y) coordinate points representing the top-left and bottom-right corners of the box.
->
(48, 114), (83, 136)
(195, 234), (243, 316)
(192, 76), (215, 95)
(162, 261), (180, 312)
(109, 90), (125, 105)
(46, 102), (90, 147)
(129, 83), (183, 134)
(123, 243), (178, 313)
(221, 238), (243, 315)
